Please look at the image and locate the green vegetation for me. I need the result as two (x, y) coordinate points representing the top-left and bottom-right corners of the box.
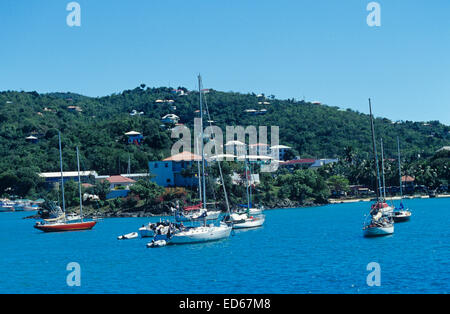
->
(0, 86), (448, 207)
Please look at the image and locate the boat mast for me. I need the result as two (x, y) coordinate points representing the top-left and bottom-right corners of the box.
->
(369, 99), (383, 202)
(127, 154), (131, 175)
(198, 75), (207, 210)
(202, 91), (231, 216)
(397, 136), (403, 201)
(245, 151), (251, 213)
(58, 132), (66, 221)
(76, 146), (83, 222)
(196, 137), (202, 204)
(380, 138), (387, 199)
(249, 157), (253, 210)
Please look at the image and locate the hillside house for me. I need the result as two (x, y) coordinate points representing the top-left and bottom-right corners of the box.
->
(125, 131), (144, 145)
(161, 114), (180, 124)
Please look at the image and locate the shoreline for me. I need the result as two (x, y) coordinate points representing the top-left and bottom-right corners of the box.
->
(15, 193), (450, 219)
(328, 193), (450, 204)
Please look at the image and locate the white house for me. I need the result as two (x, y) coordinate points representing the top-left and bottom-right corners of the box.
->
(161, 114), (180, 124)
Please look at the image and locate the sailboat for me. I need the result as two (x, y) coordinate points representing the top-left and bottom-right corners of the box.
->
(362, 99), (394, 237)
(159, 75), (232, 244)
(223, 152), (265, 229)
(393, 137), (412, 222)
(174, 135), (221, 222)
(34, 135), (97, 232)
(379, 138), (394, 216)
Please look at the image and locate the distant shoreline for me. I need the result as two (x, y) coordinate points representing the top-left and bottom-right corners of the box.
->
(328, 194), (450, 204)
(15, 194), (450, 220)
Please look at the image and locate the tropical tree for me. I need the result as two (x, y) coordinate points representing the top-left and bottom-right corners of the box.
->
(130, 179), (164, 205)
(327, 175), (350, 196)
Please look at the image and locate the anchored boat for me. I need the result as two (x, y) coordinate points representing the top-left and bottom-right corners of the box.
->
(34, 136), (97, 233)
(223, 151), (265, 229)
(148, 75), (232, 246)
(362, 99), (394, 238)
(393, 137), (412, 223)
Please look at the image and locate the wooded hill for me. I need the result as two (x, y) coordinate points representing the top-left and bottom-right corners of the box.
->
(0, 86), (448, 197)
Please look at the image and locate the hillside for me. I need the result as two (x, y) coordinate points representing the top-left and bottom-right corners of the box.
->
(0, 86), (448, 197)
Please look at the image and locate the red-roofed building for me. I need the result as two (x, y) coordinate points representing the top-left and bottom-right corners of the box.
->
(401, 175), (415, 193)
(163, 151), (201, 162)
(401, 175), (415, 183)
(105, 175), (136, 189)
(280, 159), (316, 170)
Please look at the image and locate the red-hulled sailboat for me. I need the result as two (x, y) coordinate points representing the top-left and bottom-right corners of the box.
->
(34, 134), (97, 232)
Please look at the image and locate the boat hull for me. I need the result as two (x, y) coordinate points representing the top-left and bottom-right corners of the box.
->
(34, 221), (96, 232)
(237, 208), (263, 215)
(232, 215), (265, 229)
(138, 227), (155, 238)
(393, 212), (411, 223)
(363, 225), (394, 237)
(206, 211), (221, 220)
(170, 226), (232, 244)
(175, 210), (221, 222)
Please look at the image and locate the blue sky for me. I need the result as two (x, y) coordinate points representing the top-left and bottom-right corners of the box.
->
(0, 0), (449, 124)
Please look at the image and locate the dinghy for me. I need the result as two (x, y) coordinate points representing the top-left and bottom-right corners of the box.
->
(118, 232), (138, 240)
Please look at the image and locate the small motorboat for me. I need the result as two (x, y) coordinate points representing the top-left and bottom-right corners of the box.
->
(117, 232), (138, 240)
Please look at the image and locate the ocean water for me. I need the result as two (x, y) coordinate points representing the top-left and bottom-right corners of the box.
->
(0, 198), (449, 294)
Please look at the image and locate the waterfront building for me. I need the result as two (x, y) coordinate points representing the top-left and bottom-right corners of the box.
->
(39, 171), (98, 187)
(148, 152), (202, 187)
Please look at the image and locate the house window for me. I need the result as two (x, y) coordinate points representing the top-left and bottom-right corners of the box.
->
(165, 163), (168, 168)
(167, 179), (171, 183)
(154, 164), (158, 168)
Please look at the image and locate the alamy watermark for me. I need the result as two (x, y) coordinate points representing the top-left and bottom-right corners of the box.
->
(366, 262), (381, 287)
(66, 2), (81, 27)
(66, 262), (81, 287)
(367, 2), (381, 27)
(171, 120), (280, 172)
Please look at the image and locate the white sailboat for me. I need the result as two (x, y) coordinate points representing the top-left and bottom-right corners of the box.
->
(379, 138), (394, 216)
(393, 136), (412, 222)
(224, 151), (265, 229)
(174, 135), (221, 222)
(156, 75), (232, 245)
(363, 99), (394, 237)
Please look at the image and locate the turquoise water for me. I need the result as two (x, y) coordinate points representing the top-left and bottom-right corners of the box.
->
(0, 198), (449, 294)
